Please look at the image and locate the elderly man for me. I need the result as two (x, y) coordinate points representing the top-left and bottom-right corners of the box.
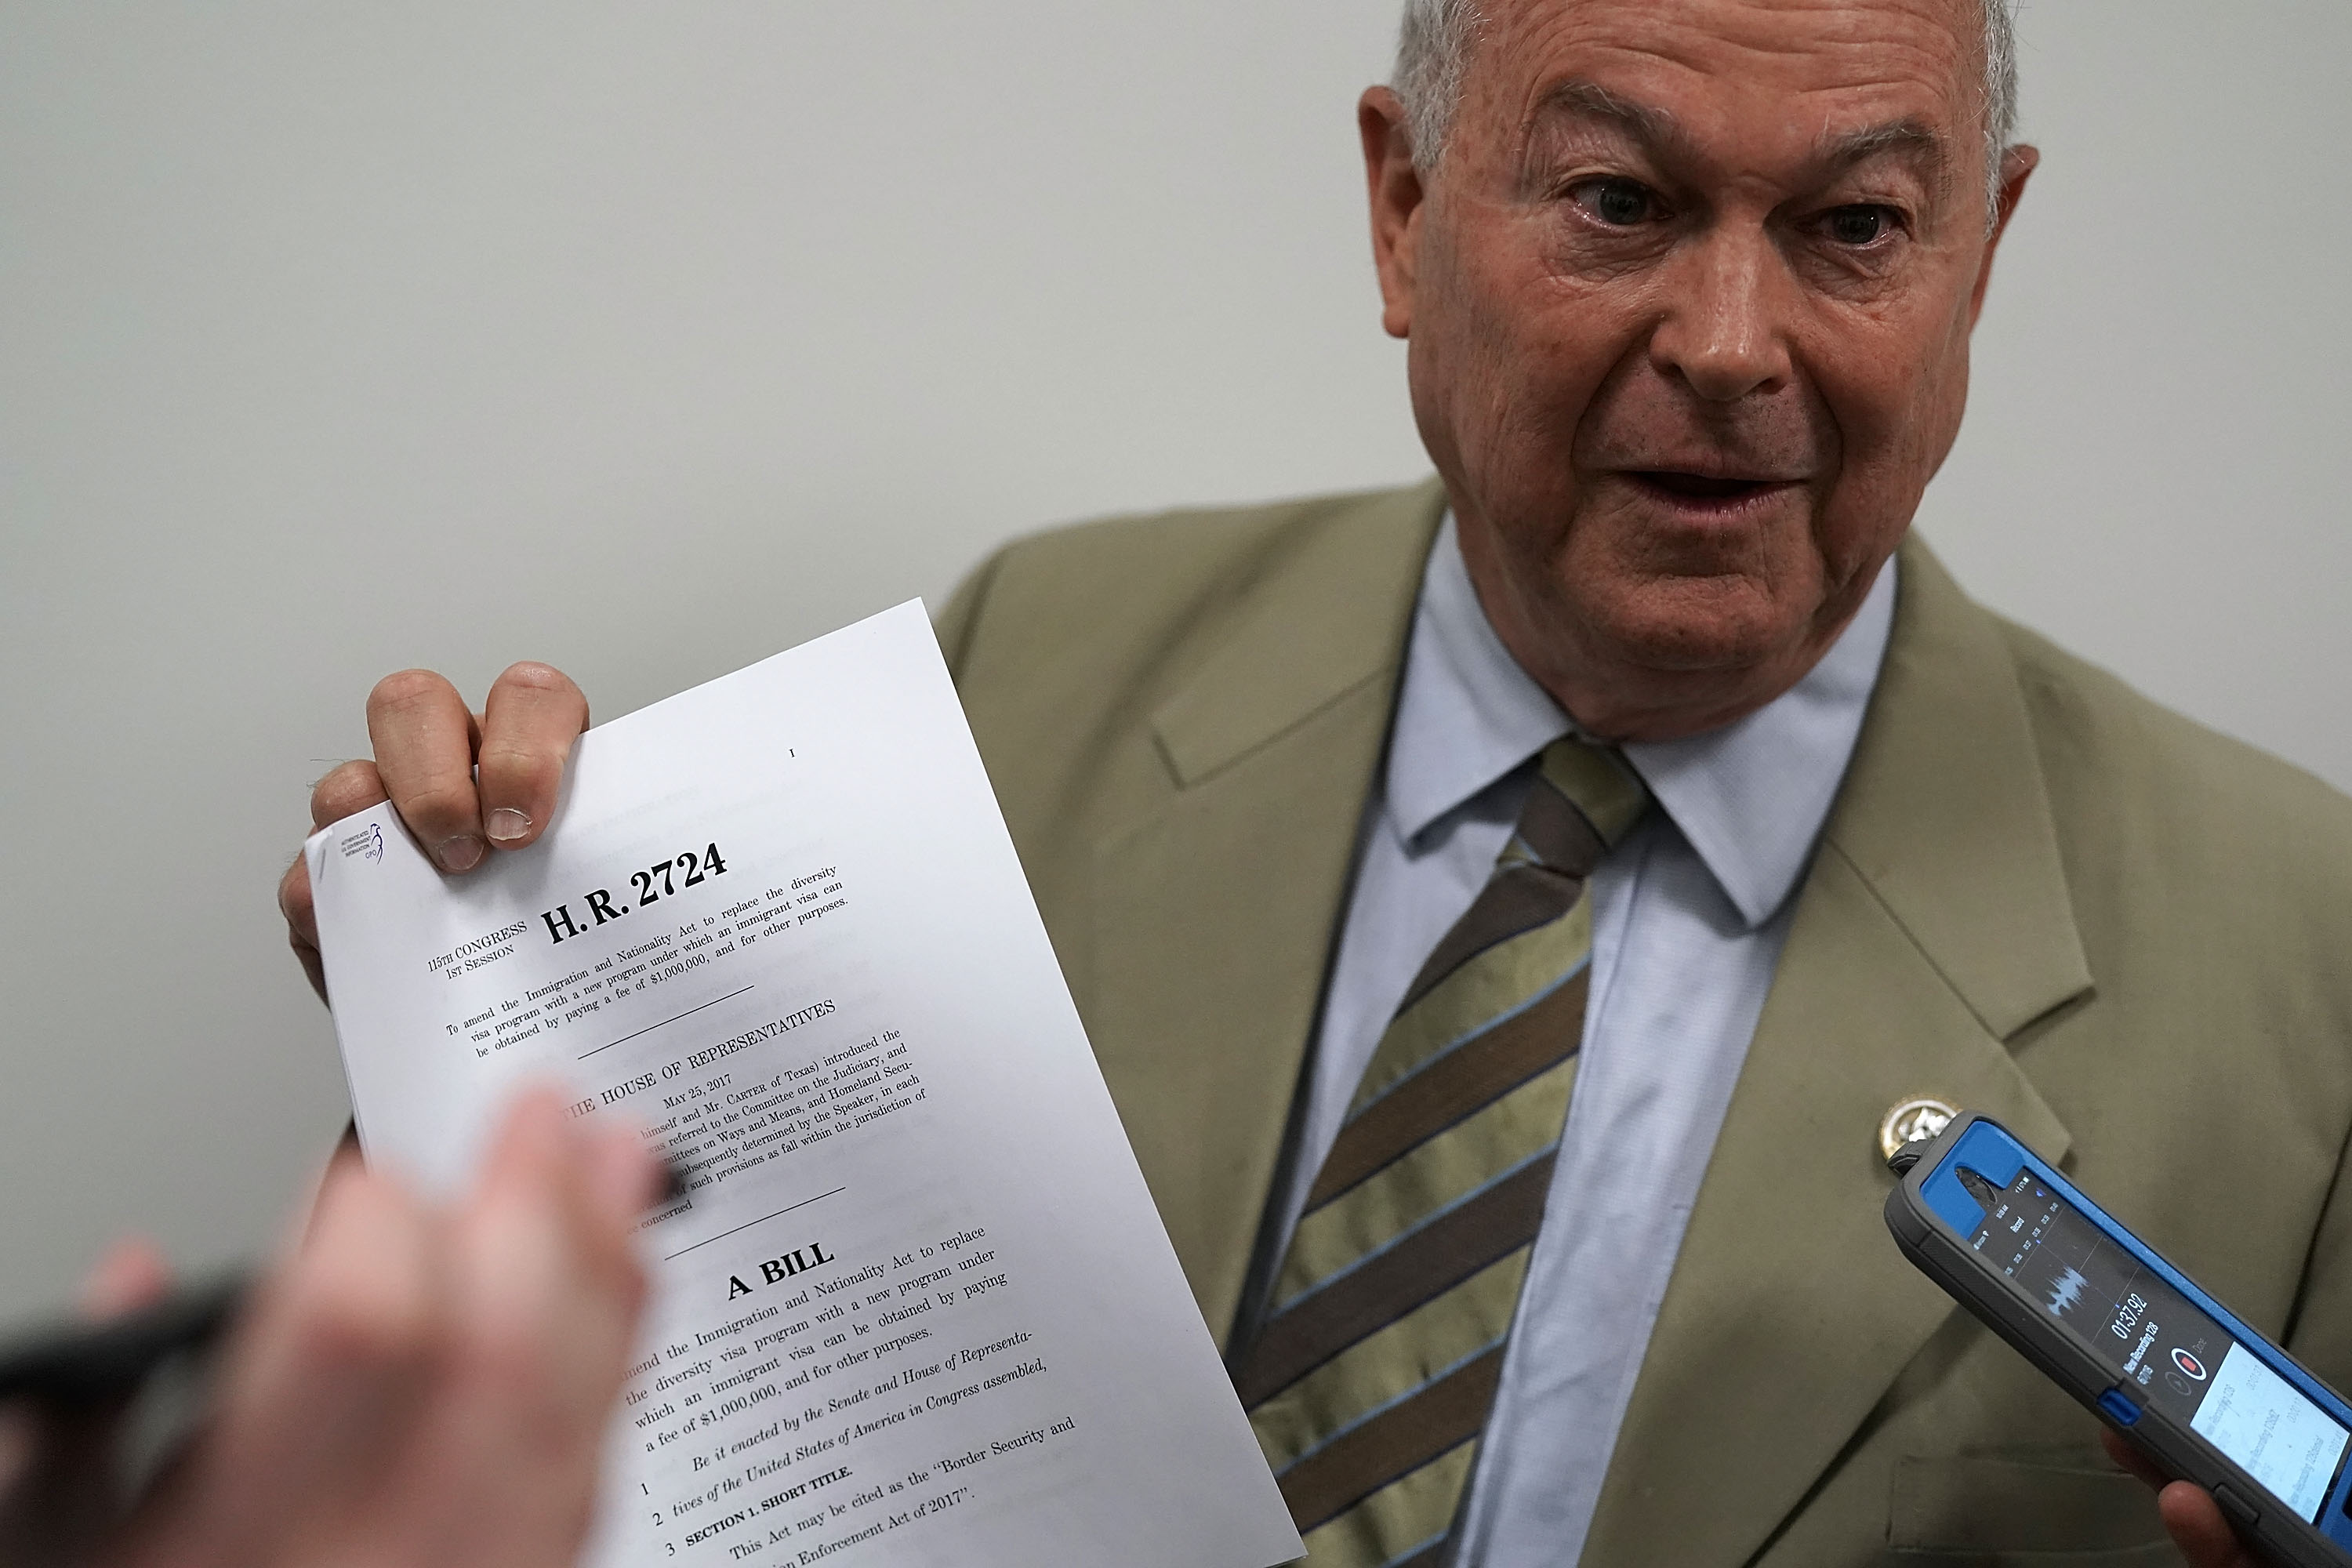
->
(280, 0), (2352, 1565)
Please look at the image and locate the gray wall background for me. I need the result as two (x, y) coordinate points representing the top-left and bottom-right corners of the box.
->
(3, 2), (2347, 1323)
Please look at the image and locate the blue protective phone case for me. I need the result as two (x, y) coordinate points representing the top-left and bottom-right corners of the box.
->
(1886, 1112), (2352, 1566)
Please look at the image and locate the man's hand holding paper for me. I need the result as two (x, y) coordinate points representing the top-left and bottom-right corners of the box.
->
(281, 660), (593, 1000)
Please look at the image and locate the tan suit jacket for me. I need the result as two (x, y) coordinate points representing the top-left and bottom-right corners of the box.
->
(935, 479), (2352, 1565)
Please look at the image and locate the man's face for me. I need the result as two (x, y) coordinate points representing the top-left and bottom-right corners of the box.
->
(1366, 0), (2031, 739)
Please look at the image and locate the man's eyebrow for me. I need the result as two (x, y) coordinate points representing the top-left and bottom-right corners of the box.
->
(1530, 78), (1700, 162)
(1532, 79), (1953, 192)
(1820, 118), (1951, 186)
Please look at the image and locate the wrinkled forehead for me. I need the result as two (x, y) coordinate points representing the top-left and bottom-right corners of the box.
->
(1462, 0), (1987, 160)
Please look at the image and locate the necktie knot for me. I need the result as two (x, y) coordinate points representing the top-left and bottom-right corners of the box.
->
(1499, 737), (1650, 880)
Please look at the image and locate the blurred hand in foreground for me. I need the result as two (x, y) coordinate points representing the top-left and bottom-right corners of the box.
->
(0, 1088), (656, 1568)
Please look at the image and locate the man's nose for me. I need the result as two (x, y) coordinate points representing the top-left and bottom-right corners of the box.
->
(1647, 229), (1796, 403)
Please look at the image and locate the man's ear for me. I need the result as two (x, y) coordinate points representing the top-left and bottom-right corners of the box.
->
(1969, 143), (2039, 326)
(1359, 86), (1425, 340)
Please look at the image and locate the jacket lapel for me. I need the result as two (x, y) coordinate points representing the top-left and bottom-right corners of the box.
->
(1087, 483), (1446, 1343)
(1577, 538), (2094, 1568)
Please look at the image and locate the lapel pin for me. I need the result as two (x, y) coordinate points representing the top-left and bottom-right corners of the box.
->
(1879, 1097), (1960, 1163)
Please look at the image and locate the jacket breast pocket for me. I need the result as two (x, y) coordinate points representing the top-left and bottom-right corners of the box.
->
(1881, 1451), (2175, 1566)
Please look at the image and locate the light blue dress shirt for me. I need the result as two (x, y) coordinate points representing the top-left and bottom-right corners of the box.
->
(1279, 516), (1896, 1566)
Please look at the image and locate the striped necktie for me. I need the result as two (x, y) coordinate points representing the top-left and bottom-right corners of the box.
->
(1233, 737), (1650, 1567)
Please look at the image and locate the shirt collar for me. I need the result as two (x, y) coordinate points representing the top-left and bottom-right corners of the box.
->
(1388, 512), (1897, 931)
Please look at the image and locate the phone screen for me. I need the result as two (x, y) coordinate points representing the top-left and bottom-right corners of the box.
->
(1962, 1165), (2350, 1522)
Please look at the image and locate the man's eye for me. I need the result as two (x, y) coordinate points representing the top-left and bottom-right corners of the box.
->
(1571, 177), (1661, 227)
(1824, 205), (1898, 245)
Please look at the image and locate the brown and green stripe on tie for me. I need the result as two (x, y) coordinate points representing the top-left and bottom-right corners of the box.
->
(1235, 738), (1648, 1567)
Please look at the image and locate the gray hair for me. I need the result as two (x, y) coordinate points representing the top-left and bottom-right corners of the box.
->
(1394, 0), (2022, 221)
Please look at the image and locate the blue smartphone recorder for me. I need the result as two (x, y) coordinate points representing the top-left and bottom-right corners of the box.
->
(1886, 1111), (2352, 1567)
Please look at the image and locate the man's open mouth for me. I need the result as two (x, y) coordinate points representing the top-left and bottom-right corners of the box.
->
(1629, 470), (1791, 504)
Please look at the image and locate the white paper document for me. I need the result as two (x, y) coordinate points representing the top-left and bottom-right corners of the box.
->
(307, 601), (1300, 1568)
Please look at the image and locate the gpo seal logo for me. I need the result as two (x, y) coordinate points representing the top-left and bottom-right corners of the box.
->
(336, 822), (387, 863)
(2171, 1348), (2209, 1382)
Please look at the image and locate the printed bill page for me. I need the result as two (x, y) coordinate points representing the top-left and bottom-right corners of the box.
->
(306, 601), (1301, 1568)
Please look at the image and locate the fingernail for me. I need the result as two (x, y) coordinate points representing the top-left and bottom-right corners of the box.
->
(485, 808), (532, 844)
(438, 834), (485, 872)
